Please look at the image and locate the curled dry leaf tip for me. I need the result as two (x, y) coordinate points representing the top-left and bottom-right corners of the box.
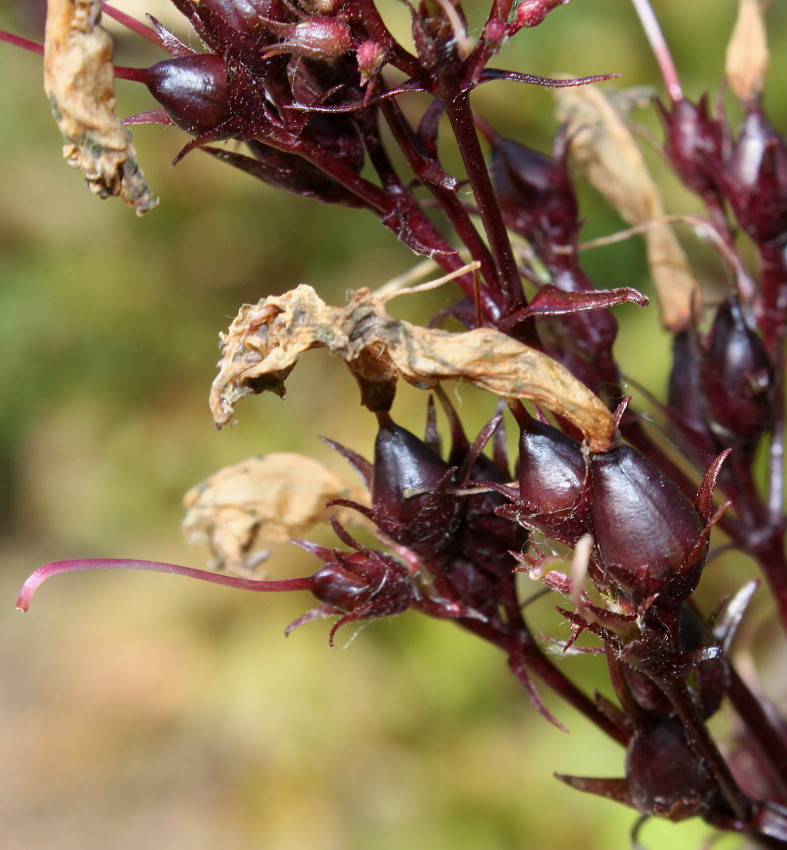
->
(210, 286), (618, 452)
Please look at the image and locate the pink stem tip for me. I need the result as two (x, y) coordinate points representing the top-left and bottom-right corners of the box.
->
(16, 558), (315, 611)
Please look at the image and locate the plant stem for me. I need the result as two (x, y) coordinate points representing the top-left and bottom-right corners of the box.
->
(657, 672), (751, 823)
(441, 91), (527, 317)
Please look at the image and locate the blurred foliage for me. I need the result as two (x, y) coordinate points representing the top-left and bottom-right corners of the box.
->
(0, 1), (785, 848)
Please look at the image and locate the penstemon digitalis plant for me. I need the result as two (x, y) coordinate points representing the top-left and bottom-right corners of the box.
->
(2, 0), (786, 846)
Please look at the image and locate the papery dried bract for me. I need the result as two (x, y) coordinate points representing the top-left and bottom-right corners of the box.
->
(210, 285), (617, 451)
(726, 0), (770, 104)
(44, 0), (157, 213)
(555, 85), (699, 331)
(183, 453), (369, 572)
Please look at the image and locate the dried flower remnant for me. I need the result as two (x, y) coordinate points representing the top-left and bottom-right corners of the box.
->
(182, 453), (370, 573)
(555, 84), (699, 332)
(44, 0), (157, 213)
(5, 0), (787, 845)
(209, 284), (619, 451)
(726, 0), (770, 104)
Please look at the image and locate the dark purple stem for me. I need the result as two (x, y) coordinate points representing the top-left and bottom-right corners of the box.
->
(440, 91), (526, 317)
(378, 98), (503, 310)
(656, 672), (752, 823)
(727, 666), (787, 799)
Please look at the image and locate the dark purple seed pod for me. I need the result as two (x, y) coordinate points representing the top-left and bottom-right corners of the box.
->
(589, 445), (705, 605)
(657, 95), (727, 201)
(496, 408), (589, 545)
(409, 1), (466, 76)
(490, 131), (578, 247)
(311, 551), (412, 617)
(626, 715), (720, 821)
(143, 55), (230, 135)
(170, 0), (286, 53)
(700, 297), (774, 449)
(667, 329), (719, 468)
(518, 415), (585, 513)
(372, 417), (461, 552)
(724, 106), (787, 243)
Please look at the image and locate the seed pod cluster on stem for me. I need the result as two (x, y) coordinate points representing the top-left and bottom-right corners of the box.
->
(4, 0), (787, 845)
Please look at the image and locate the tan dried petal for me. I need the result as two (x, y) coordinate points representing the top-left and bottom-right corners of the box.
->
(555, 85), (699, 332)
(726, 0), (770, 104)
(44, 0), (157, 214)
(210, 286), (617, 452)
(183, 453), (369, 572)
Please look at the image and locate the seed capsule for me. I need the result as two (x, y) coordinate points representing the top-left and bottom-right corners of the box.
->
(700, 297), (774, 448)
(590, 445), (705, 604)
(144, 55), (230, 135)
(372, 417), (460, 553)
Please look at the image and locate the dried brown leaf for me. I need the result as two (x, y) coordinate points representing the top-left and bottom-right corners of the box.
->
(555, 85), (699, 332)
(183, 453), (370, 573)
(44, 0), (157, 214)
(210, 286), (617, 452)
(726, 0), (770, 104)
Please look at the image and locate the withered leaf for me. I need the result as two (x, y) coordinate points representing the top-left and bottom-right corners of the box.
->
(211, 285), (617, 452)
(555, 85), (699, 332)
(726, 0), (770, 104)
(44, 0), (157, 214)
(183, 453), (370, 573)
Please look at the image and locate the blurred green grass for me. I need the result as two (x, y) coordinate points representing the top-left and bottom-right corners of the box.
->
(0, 2), (784, 848)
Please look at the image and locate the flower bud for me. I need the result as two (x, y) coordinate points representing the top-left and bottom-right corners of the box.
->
(182, 0), (284, 56)
(262, 18), (353, 62)
(590, 445), (705, 604)
(700, 297), (774, 449)
(667, 330), (719, 468)
(143, 55), (230, 135)
(357, 40), (386, 87)
(511, 0), (569, 32)
(310, 551), (412, 618)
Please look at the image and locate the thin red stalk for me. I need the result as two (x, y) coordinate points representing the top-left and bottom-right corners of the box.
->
(463, 0), (516, 85)
(0, 31), (44, 55)
(101, 3), (168, 51)
(17, 558), (315, 612)
(113, 65), (149, 83)
(629, 0), (683, 101)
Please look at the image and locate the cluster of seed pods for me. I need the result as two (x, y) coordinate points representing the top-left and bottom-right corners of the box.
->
(4, 0), (787, 843)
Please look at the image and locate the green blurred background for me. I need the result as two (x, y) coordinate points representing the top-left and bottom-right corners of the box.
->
(1, 2), (785, 848)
